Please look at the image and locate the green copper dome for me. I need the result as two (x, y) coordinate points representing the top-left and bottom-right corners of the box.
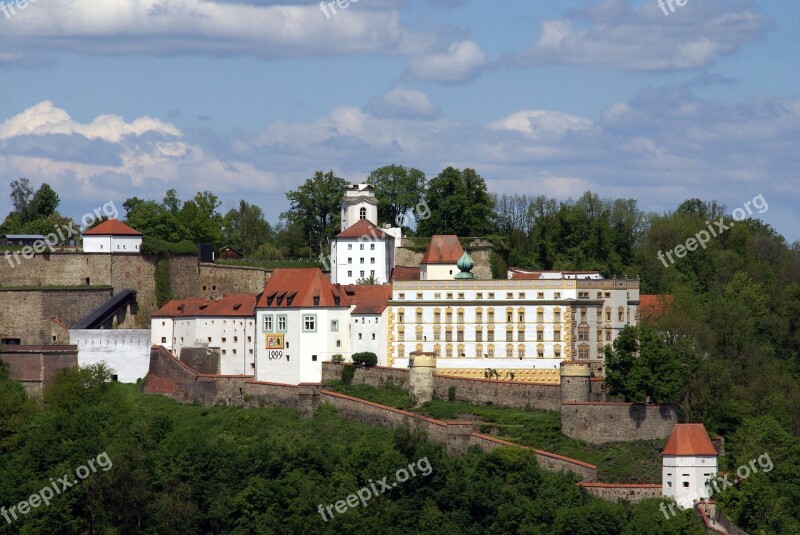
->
(454, 250), (476, 279)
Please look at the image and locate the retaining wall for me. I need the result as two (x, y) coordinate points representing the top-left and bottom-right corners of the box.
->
(577, 482), (663, 504)
(561, 402), (678, 444)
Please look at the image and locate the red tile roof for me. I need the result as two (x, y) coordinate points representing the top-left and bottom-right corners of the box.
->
(421, 235), (464, 264)
(508, 268), (542, 280)
(663, 424), (717, 456)
(639, 294), (673, 319)
(340, 284), (392, 314)
(153, 293), (257, 317)
(83, 219), (142, 236)
(336, 219), (392, 240)
(257, 268), (347, 308)
(391, 266), (421, 281)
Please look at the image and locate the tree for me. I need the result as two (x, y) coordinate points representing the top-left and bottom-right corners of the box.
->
(223, 200), (272, 256)
(162, 189), (182, 215)
(284, 171), (347, 256)
(417, 167), (493, 237)
(355, 274), (379, 285)
(124, 198), (189, 242)
(351, 352), (378, 366)
(178, 191), (225, 248)
(367, 164), (426, 227)
(9, 177), (33, 220)
(30, 183), (60, 219)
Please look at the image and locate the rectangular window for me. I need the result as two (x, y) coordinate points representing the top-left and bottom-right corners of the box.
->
(446, 347), (453, 358)
(457, 330), (464, 342)
(457, 312), (464, 323)
(537, 311), (544, 322)
(537, 330), (544, 342)
(434, 330), (440, 341)
(277, 315), (287, 332)
(446, 312), (453, 323)
(347, 271), (352, 277)
(370, 258), (375, 264)
(434, 311), (441, 323)
(554, 292), (561, 299)
(488, 346), (495, 358)
(360, 258), (365, 264)
(416, 293), (423, 299)
(264, 316), (273, 331)
(348, 244), (352, 250)
(399, 293), (405, 299)
(476, 311), (483, 323)
(331, 320), (339, 332)
(434, 292), (441, 299)
(370, 244), (375, 250)
(506, 330), (513, 342)
(445, 331), (452, 342)
(370, 270), (375, 276)
(554, 311), (561, 322)
(487, 330), (494, 342)
(446, 293), (453, 299)
(507, 312), (513, 322)
(488, 292), (495, 299)
(347, 257), (352, 264)
(416, 312), (423, 323)
(606, 330), (612, 341)
(312, 354), (317, 361)
(554, 330), (561, 342)
(517, 330), (524, 342)
(476, 292), (483, 299)
(458, 293), (465, 299)
(303, 315), (316, 332)
(506, 346), (513, 358)
(336, 340), (341, 347)
(398, 312), (405, 322)
(488, 311), (494, 323)
(476, 330), (483, 342)
(360, 271), (365, 277)
(506, 292), (513, 299)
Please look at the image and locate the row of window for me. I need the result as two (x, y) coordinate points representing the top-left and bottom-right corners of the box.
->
(396, 344), (563, 359)
(345, 243), (376, 250)
(398, 308), (562, 324)
(346, 270), (376, 278)
(396, 327), (565, 342)
(398, 291), (563, 300)
(345, 257), (377, 264)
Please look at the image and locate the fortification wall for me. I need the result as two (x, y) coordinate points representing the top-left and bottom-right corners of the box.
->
(0, 288), (113, 345)
(199, 263), (269, 294)
(577, 483), (662, 504)
(433, 374), (561, 411)
(70, 329), (151, 383)
(561, 402), (678, 444)
(321, 362), (409, 388)
(0, 345), (78, 396)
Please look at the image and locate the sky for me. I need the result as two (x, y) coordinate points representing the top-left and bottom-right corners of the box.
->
(0, 0), (798, 241)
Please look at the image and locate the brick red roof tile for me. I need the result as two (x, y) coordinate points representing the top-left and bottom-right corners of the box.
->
(421, 235), (463, 264)
(336, 219), (392, 240)
(257, 269), (348, 308)
(340, 284), (392, 314)
(663, 424), (717, 456)
(153, 293), (257, 317)
(82, 219), (142, 236)
(390, 266), (421, 281)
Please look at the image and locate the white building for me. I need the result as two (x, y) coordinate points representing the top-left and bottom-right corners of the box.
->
(331, 220), (395, 284)
(151, 293), (257, 375)
(82, 219), (142, 253)
(331, 183), (402, 285)
(662, 424), (719, 509)
(420, 235), (463, 280)
(255, 269), (353, 384)
(388, 239), (639, 379)
(341, 284), (391, 366)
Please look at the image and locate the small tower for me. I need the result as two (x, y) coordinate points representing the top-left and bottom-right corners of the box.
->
(559, 361), (591, 402)
(341, 183), (378, 231)
(662, 424), (719, 509)
(408, 351), (436, 403)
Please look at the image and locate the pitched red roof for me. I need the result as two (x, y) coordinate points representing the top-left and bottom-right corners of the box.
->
(340, 284), (391, 314)
(663, 424), (717, 456)
(391, 266), (421, 281)
(336, 219), (392, 240)
(153, 293), (257, 318)
(508, 268), (542, 280)
(639, 294), (673, 319)
(421, 235), (464, 264)
(83, 219), (142, 236)
(257, 269), (347, 308)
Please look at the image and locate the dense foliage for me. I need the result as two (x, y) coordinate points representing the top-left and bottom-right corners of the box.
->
(0, 365), (708, 534)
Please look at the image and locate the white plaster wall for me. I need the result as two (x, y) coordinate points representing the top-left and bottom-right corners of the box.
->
(71, 329), (151, 383)
(662, 455), (718, 509)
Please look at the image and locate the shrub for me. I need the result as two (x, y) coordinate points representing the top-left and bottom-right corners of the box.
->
(341, 365), (356, 385)
(448, 385), (456, 401)
(141, 235), (199, 255)
(352, 352), (378, 367)
(331, 354), (344, 363)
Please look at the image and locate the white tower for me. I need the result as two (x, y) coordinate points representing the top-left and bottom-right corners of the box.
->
(662, 424), (719, 509)
(341, 183), (378, 231)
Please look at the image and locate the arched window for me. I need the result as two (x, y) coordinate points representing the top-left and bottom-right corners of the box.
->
(359, 207), (367, 220)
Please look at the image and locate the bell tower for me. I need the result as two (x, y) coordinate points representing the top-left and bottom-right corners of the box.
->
(341, 183), (378, 231)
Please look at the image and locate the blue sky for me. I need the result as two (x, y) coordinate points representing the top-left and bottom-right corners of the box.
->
(1, 0), (798, 241)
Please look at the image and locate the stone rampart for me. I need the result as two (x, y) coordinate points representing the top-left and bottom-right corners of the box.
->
(0, 345), (78, 395)
(433, 374), (561, 411)
(199, 263), (269, 294)
(561, 402), (678, 444)
(577, 483), (662, 504)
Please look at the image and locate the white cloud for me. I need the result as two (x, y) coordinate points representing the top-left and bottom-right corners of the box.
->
(505, 0), (771, 72)
(371, 86), (439, 119)
(488, 110), (597, 140)
(408, 40), (486, 82)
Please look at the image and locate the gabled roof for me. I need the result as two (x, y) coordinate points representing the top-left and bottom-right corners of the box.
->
(340, 284), (392, 314)
(153, 293), (257, 318)
(83, 219), (142, 236)
(336, 219), (392, 240)
(421, 235), (464, 264)
(257, 268), (347, 308)
(662, 424), (717, 456)
(391, 266), (421, 281)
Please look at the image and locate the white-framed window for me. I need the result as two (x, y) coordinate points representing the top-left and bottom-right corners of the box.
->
(347, 244), (352, 250)
(370, 244), (375, 250)
(331, 320), (339, 332)
(278, 316), (287, 331)
(303, 315), (316, 332)
(264, 316), (273, 331)
(347, 270), (352, 277)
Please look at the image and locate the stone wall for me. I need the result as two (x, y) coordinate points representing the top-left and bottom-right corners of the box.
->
(0, 288), (113, 345)
(181, 346), (221, 374)
(577, 483), (662, 504)
(199, 263), (269, 294)
(561, 402), (678, 444)
(321, 362), (409, 388)
(0, 345), (78, 395)
(433, 374), (561, 412)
